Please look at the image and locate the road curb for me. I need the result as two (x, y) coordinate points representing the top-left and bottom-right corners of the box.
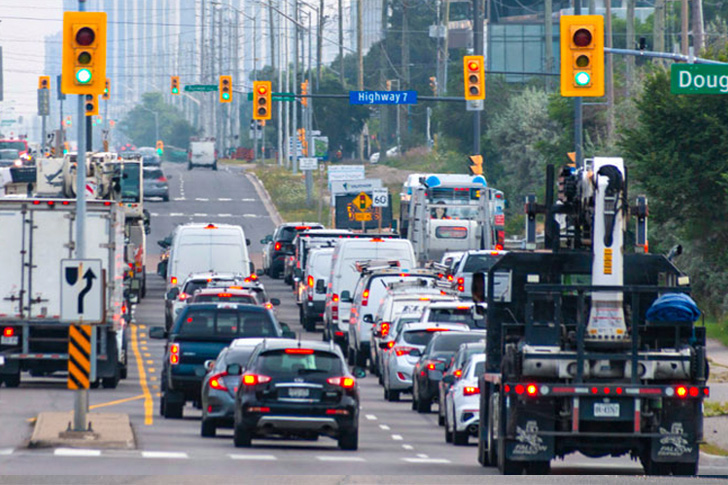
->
(28, 411), (136, 449)
(245, 171), (284, 226)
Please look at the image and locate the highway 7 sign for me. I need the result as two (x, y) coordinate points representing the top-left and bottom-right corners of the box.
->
(61, 259), (104, 323)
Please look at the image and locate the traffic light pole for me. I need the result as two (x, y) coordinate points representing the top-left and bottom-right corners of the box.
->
(73, 0), (89, 434)
(472, 0), (483, 156)
(574, 2), (583, 168)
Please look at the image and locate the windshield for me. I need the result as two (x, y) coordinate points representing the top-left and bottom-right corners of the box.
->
(463, 254), (500, 273)
(403, 330), (441, 346)
(182, 278), (238, 295)
(256, 349), (343, 376)
(111, 162), (141, 202)
(0, 149), (20, 159)
(428, 308), (475, 326)
(473, 361), (485, 375)
(432, 334), (485, 352)
(0, 141), (27, 151)
(177, 309), (278, 338)
(194, 294), (257, 304)
(177, 244), (246, 275)
(143, 168), (164, 179)
(427, 187), (481, 219)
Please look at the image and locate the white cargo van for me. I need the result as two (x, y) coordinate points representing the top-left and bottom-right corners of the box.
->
(188, 138), (217, 170)
(323, 238), (416, 350)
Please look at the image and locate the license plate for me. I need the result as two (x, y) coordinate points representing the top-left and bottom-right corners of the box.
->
(594, 402), (620, 417)
(1, 336), (18, 346)
(288, 388), (310, 398)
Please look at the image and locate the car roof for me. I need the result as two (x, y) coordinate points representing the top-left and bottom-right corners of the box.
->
(230, 337), (268, 349)
(256, 338), (339, 353)
(463, 249), (508, 256)
(184, 303), (268, 313)
(183, 272), (243, 282)
(401, 322), (471, 332)
(426, 301), (474, 309)
(192, 288), (255, 296)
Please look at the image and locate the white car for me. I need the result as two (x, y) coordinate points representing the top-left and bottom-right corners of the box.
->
(421, 301), (483, 330)
(380, 322), (469, 402)
(444, 353), (485, 445)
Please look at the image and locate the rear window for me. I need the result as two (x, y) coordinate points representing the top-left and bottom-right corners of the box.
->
(143, 169), (163, 179)
(278, 225), (320, 242)
(463, 254), (500, 273)
(428, 308), (475, 326)
(256, 349), (343, 376)
(403, 330), (442, 346)
(473, 362), (485, 375)
(435, 226), (468, 239)
(178, 309), (278, 338)
(193, 294), (257, 305)
(433, 334), (485, 352)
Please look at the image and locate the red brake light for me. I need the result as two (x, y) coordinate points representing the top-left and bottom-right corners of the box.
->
(689, 387), (699, 397)
(217, 293), (231, 298)
(178, 292), (189, 301)
(453, 369), (462, 378)
(447, 275), (454, 281)
(169, 343), (180, 365)
(362, 290), (369, 306)
(381, 322), (390, 337)
(426, 328), (450, 332)
(157, 176), (167, 182)
(204, 224), (217, 229)
(419, 297), (430, 301)
(394, 345), (413, 356)
(274, 242), (282, 251)
(371, 238), (383, 242)
(170, 276), (177, 285)
(456, 306), (470, 310)
(308, 275), (314, 287)
(209, 372), (229, 391)
(332, 294), (339, 303)
(426, 363), (437, 371)
(295, 226), (311, 230)
(463, 386), (480, 396)
(242, 373), (272, 386)
(327, 376), (355, 388)
(457, 277), (465, 292)
(495, 244), (504, 251)
(284, 348), (314, 354)
(526, 384), (538, 396)
(3, 327), (14, 337)
(676, 386), (688, 398)
(515, 384), (525, 395)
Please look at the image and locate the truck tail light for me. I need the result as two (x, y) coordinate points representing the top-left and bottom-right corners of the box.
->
(178, 292), (189, 301)
(308, 275), (314, 287)
(463, 386), (480, 396)
(453, 369), (462, 378)
(169, 343), (180, 365)
(3, 327), (14, 337)
(381, 322), (390, 337)
(170, 276), (177, 285)
(274, 242), (282, 251)
(457, 278), (464, 292)
(362, 290), (369, 306)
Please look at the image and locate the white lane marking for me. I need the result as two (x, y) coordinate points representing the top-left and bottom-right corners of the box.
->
(170, 212), (185, 217)
(229, 454), (277, 461)
(0, 448), (13, 455)
(54, 448), (101, 457)
(242, 214), (259, 218)
(142, 451), (188, 459)
(379, 424), (390, 430)
(402, 444), (414, 450)
(402, 458), (451, 464)
(218, 213), (233, 217)
(218, 198), (232, 201)
(195, 198), (209, 201)
(365, 414), (377, 421)
(193, 213), (208, 217)
(173, 197), (185, 201)
(316, 456), (366, 462)
(391, 434), (403, 441)
(150, 213), (159, 217)
(241, 198), (256, 202)
(417, 453), (428, 458)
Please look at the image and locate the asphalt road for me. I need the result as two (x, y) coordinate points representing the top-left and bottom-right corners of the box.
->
(1, 161), (727, 480)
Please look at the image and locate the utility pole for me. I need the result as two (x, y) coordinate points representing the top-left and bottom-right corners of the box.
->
(284, 0), (291, 168)
(606, 0), (615, 141)
(401, 0), (409, 152)
(626, 0), (635, 92)
(357, 0), (364, 161)
(442, 0), (451, 94)
(472, 0), (482, 156)
(681, 0), (689, 56)
(292, 0), (300, 174)
(317, 0), (324, 88)
(573, 0), (583, 167)
(338, 0), (345, 87)
(379, 0), (389, 161)
(654, 0), (666, 57)
(693, 0), (704, 54)
(544, 0), (553, 90)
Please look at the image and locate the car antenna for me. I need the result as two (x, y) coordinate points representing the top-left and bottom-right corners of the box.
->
(297, 331), (302, 347)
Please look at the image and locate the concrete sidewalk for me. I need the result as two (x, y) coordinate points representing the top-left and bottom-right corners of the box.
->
(29, 411), (135, 449)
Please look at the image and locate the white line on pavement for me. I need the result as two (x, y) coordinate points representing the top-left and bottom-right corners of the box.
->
(54, 448), (102, 457)
(242, 214), (259, 218)
(218, 214), (233, 217)
(379, 424), (390, 430)
(195, 198), (209, 201)
(173, 197), (185, 201)
(402, 458), (451, 464)
(229, 454), (277, 461)
(150, 213), (159, 216)
(316, 456), (366, 462)
(391, 434), (404, 441)
(218, 198), (232, 201)
(141, 451), (188, 459)
(365, 414), (377, 420)
(241, 198), (256, 202)
(0, 449), (13, 455)
(193, 213), (208, 217)
(402, 444), (414, 450)
(417, 453), (428, 458)
(170, 212), (185, 216)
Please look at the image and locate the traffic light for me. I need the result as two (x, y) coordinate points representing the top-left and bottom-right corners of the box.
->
(64, 115), (72, 127)
(359, 194), (367, 210)
(102, 78), (110, 100)
(469, 155), (483, 176)
(463, 55), (485, 101)
(560, 15), (604, 97)
(253, 81), (272, 120)
(171, 75), (180, 95)
(84, 94), (98, 116)
(219, 75), (232, 103)
(301, 80), (308, 107)
(156, 140), (164, 156)
(61, 11), (107, 95)
(38, 76), (50, 90)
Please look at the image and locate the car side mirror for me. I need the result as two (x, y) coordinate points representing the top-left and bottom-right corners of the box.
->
(280, 323), (296, 339)
(408, 348), (422, 357)
(378, 341), (391, 350)
(442, 374), (455, 385)
(270, 298), (281, 306)
(353, 367), (366, 378)
(204, 360), (215, 372)
(315, 280), (326, 293)
(149, 327), (167, 339)
(340, 290), (352, 303)
(166, 287), (180, 300)
(363, 314), (373, 324)
(246, 238), (251, 246)
(226, 363), (242, 375)
(256, 269), (264, 276)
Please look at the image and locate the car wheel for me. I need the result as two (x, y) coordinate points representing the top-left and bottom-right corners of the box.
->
(3, 372), (20, 388)
(526, 461), (551, 475)
(387, 390), (400, 402)
(161, 394), (183, 419)
(338, 427), (358, 450)
(416, 396), (431, 414)
(233, 423), (252, 447)
(384, 388), (390, 400)
(445, 420), (453, 443)
(212, 162), (218, 171)
(355, 349), (367, 368)
(438, 412), (445, 426)
(453, 428), (469, 446)
(347, 347), (356, 366)
(200, 418), (216, 438)
(101, 373), (119, 389)
(187, 162), (193, 171)
(162, 194), (169, 202)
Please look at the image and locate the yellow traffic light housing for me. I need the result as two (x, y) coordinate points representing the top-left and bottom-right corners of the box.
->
(301, 80), (309, 107)
(219, 75), (232, 103)
(62, 11), (107, 95)
(469, 155), (483, 176)
(560, 15), (604, 97)
(253, 81), (272, 120)
(171, 76), (180, 95)
(84, 94), (98, 116)
(463, 56), (485, 101)
(156, 140), (164, 156)
(38, 76), (50, 90)
(102, 78), (110, 100)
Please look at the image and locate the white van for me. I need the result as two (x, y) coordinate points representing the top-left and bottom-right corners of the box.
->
(300, 247), (334, 331)
(323, 238), (416, 350)
(167, 223), (252, 290)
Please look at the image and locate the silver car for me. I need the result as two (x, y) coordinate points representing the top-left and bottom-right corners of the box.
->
(381, 322), (469, 402)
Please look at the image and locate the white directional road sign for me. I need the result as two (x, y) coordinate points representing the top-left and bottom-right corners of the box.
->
(299, 157), (318, 170)
(372, 189), (389, 207)
(327, 165), (365, 183)
(61, 259), (104, 323)
(330, 179), (382, 206)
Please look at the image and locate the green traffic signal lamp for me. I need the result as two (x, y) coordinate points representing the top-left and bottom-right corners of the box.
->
(575, 71), (591, 86)
(172, 87), (179, 94)
(222, 91), (230, 100)
(156, 148), (163, 156)
(76, 68), (92, 84)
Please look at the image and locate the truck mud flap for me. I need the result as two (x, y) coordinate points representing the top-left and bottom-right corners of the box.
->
(650, 400), (700, 464)
(506, 400), (555, 462)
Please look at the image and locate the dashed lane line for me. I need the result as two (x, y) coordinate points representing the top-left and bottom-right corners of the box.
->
(131, 325), (154, 425)
(379, 424), (390, 430)
(142, 451), (188, 459)
(54, 448), (101, 457)
(391, 434), (403, 441)
(228, 454), (278, 461)
(0, 448), (14, 455)
(402, 458), (451, 464)
(402, 444), (414, 451)
(365, 414), (377, 420)
(315, 456), (366, 462)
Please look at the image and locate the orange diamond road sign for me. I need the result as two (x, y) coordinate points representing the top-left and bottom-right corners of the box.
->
(353, 192), (372, 211)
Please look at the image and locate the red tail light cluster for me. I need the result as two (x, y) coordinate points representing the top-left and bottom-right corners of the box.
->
(381, 322), (390, 337)
(308, 275), (314, 287)
(327, 376), (356, 388)
(453, 369), (462, 378)
(394, 346), (414, 357)
(463, 386), (480, 396)
(242, 373), (272, 386)
(3, 327), (15, 337)
(457, 278), (465, 292)
(274, 242), (282, 251)
(209, 372), (229, 391)
(169, 343), (180, 365)
(362, 290), (369, 306)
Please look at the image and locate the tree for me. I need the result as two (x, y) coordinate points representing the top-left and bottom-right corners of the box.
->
(312, 71), (370, 155)
(119, 92), (198, 148)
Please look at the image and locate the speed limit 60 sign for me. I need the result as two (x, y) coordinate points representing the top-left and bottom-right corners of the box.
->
(372, 189), (389, 207)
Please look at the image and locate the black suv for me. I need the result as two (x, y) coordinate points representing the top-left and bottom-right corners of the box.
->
(262, 223), (323, 279)
(151, 303), (294, 419)
(233, 339), (360, 450)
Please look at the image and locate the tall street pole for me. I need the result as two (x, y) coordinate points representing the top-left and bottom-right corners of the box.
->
(472, 0), (482, 156)
(357, 0), (364, 161)
(574, 0), (583, 167)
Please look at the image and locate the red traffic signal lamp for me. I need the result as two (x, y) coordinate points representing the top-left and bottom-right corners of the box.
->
(102, 78), (110, 100)
(463, 56), (485, 101)
(61, 11), (107, 95)
(171, 76), (180, 95)
(253, 81), (272, 120)
(560, 15), (604, 97)
(219, 75), (232, 103)
(38, 76), (50, 90)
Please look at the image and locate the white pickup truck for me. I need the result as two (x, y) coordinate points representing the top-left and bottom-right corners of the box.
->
(188, 138), (217, 171)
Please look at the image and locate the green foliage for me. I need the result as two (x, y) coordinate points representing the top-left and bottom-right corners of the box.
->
(312, 71), (370, 154)
(252, 164), (320, 223)
(119, 92), (198, 148)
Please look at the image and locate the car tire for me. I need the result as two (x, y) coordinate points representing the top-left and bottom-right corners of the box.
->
(101, 373), (119, 389)
(212, 162), (218, 171)
(445, 421), (453, 443)
(233, 423), (253, 447)
(387, 390), (400, 402)
(438, 412), (445, 426)
(453, 428), (469, 446)
(338, 428), (358, 450)
(3, 372), (20, 388)
(416, 396), (431, 413)
(347, 347), (356, 366)
(161, 394), (183, 419)
(162, 194), (169, 202)
(187, 162), (193, 171)
(355, 349), (367, 368)
(526, 461), (551, 475)
(200, 418), (216, 438)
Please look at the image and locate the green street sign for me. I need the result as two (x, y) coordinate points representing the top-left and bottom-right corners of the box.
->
(184, 84), (218, 92)
(246, 92), (295, 102)
(671, 64), (728, 94)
